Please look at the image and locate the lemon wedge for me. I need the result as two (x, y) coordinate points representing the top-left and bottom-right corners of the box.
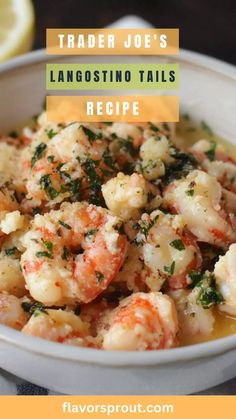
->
(0, 0), (35, 63)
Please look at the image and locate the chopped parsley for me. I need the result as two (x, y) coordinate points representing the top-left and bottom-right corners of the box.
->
(195, 272), (224, 308)
(205, 142), (216, 161)
(58, 170), (71, 183)
(82, 126), (102, 144)
(169, 239), (185, 251)
(118, 136), (136, 157)
(201, 121), (213, 136)
(44, 241), (53, 252)
(102, 149), (116, 170)
(200, 244), (224, 272)
(141, 159), (159, 174)
(39, 174), (59, 200)
(57, 165), (81, 201)
(95, 271), (104, 283)
(47, 155), (55, 163)
(188, 270), (202, 287)
(122, 161), (135, 175)
(34, 251), (51, 258)
(5, 247), (17, 256)
(69, 178), (81, 201)
(59, 220), (71, 230)
(139, 215), (159, 239)
(101, 168), (113, 177)
(82, 158), (104, 206)
(62, 246), (69, 261)
(31, 143), (47, 167)
(148, 122), (160, 132)
(21, 301), (48, 316)
(47, 129), (57, 139)
(164, 261), (175, 275)
(186, 181), (195, 196)
(36, 240), (53, 259)
(186, 188), (194, 196)
(163, 150), (198, 184)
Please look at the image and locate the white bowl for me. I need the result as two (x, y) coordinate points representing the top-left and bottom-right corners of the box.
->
(0, 49), (236, 395)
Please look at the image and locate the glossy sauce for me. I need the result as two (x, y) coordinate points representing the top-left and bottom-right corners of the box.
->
(177, 117), (236, 346)
(17, 117), (236, 347)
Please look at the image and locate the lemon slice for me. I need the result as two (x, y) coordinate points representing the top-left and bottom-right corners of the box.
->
(0, 0), (35, 63)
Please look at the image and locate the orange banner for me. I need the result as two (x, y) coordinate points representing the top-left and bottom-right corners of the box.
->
(1, 396), (236, 419)
(46, 95), (179, 123)
(46, 29), (179, 55)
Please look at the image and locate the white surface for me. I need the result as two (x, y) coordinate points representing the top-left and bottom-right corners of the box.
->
(108, 15), (154, 28)
(0, 16), (236, 395)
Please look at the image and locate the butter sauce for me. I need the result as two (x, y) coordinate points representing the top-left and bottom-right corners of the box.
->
(177, 116), (236, 346)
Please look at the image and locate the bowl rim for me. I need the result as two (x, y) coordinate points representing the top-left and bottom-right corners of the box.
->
(0, 323), (236, 366)
(0, 47), (236, 79)
(0, 47), (236, 366)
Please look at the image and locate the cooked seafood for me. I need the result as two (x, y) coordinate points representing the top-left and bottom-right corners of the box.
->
(0, 116), (236, 350)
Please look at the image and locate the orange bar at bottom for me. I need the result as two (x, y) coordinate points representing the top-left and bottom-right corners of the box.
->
(46, 95), (179, 123)
(1, 395), (236, 419)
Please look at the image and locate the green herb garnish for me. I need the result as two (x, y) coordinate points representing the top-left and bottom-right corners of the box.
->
(62, 246), (69, 261)
(169, 240), (185, 251)
(118, 136), (136, 157)
(21, 301), (48, 316)
(39, 174), (59, 200)
(139, 215), (159, 239)
(164, 261), (175, 275)
(95, 271), (104, 283)
(102, 149), (116, 170)
(47, 155), (55, 163)
(186, 189), (194, 196)
(21, 301), (48, 317)
(205, 142), (216, 161)
(44, 241), (53, 252)
(69, 178), (81, 201)
(5, 247), (17, 256)
(148, 122), (160, 132)
(201, 121), (213, 136)
(82, 158), (103, 206)
(35, 251), (52, 258)
(186, 181), (195, 196)
(36, 240), (53, 259)
(82, 126), (102, 144)
(163, 149), (198, 184)
(188, 270), (202, 287)
(195, 272), (224, 308)
(59, 220), (71, 230)
(57, 164), (81, 201)
(31, 143), (47, 167)
(47, 129), (57, 139)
